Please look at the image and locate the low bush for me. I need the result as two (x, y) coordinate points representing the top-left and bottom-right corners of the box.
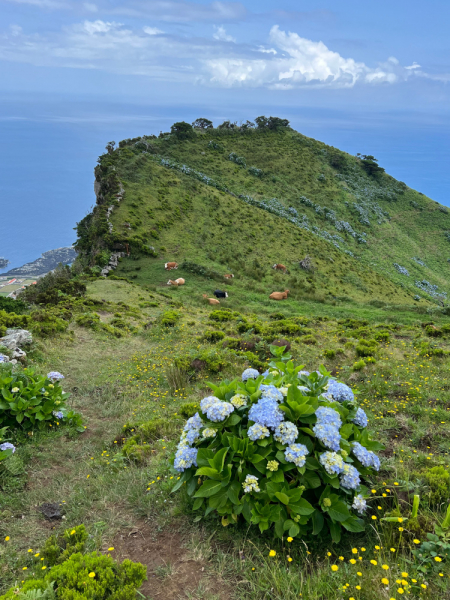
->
(179, 402), (200, 419)
(266, 320), (301, 336)
(172, 361), (382, 543)
(174, 348), (230, 377)
(298, 335), (317, 345)
(0, 297), (28, 314)
(161, 310), (180, 327)
(355, 339), (378, 357)
(353, 359), (366, 371)
(0, 310), (31, 337)
(0, 366), (73, 431)
(323, 349), (336, 359)
(209, 310), (240, 322)
(423, 466), (450, 505)
(203, 330), (225, 343)
(75, 312), (100, 328)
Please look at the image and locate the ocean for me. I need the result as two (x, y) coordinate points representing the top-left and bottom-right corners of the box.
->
(1, 97), (449, 273)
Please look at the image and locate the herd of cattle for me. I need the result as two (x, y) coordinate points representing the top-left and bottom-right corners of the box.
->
(164, 262), (289, 304)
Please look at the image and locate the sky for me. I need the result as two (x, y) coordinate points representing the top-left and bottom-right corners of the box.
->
(1, 0), (450, 271)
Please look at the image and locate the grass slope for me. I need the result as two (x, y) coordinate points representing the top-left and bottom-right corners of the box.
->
(76, 123), (450, 309)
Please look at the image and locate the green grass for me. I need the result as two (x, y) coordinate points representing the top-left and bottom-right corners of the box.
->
(2, 279), (450, 599)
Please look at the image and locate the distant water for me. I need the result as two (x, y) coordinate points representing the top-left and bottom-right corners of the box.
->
(1, 96), (449, 273)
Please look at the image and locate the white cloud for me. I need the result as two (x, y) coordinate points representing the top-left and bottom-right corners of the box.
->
(143, 26), (164, 36)
(213, 26), (235, 42)
(405, 62), (421, 70)
(0, 21), (426, 90)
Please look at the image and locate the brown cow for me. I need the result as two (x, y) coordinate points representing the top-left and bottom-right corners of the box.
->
(202, 294), (220, 305)
(167, 278), (185, 286)
(165, 262), (178, 271)
(272, 263), (287, 273)
(224, 274), (234, 279)
(269, 289), (290, 300)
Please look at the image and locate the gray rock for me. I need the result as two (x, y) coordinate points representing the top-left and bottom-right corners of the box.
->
(12, 349), (26, 361)
(0, 329), (33, 350)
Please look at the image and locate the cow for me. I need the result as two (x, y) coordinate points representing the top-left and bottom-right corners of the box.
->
(224, 274), (234, 279)
(272, 263), (287, 273)
(203, 294), (220, 305)
(214, 290), (228, 298)
(269, 289), (290, 300)
(165, 262), (178, 271)
(167, 278), (185, 286)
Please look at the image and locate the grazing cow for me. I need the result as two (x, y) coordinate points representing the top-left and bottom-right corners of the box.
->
(164, 262), (178, 271)
(224, 274), (234, 279)
(203, 294), (220, 305)
(167, 278), (185, 286)
(269, 289), (290, 301)
(214, 290), (228, 299)
(272, 263), (287, 273)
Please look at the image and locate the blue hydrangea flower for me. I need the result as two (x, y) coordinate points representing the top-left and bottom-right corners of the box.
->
(298, 385), (309, 393)
(202, 428), (217, 438)
(352, 408), (368, 428)
(231, 394), (247, 408)
(262, 369), (269, 377)
(174, 446), (198, 472)
(297, 370), (310, 377)
(340, 463), (361, 490)
(242, 368), (260, 381)
(0, 442), (16, 453)
(247, 423), (270, 441)
(185, 429), (200, 444)
(0, 354), (8, 363)
(315, 406), (342, 429)
(184, 413), (203, 431)
(352, 442), (380, 471)
(273, 422), (298, 445)
(259, 385), (284, 403)
(319, 451), (344, 476)
(53, 411), (64, 420)
(200, 396), (220, 412)
(327, 380), (354, 403)
(284, 443), (308, 467)
(248, 397), (284, 429)
(242, 474), (260, 493)
(352, 494), (367, 515)
(205, 400), (234, 423)
(313, 423), (341, 452)
(47, 371), (65, 381)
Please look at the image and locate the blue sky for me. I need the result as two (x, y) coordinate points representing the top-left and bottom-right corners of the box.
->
(1, 0), (449, 106)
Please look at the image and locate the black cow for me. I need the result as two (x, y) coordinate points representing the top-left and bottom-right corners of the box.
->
(214, 290), (228, 298)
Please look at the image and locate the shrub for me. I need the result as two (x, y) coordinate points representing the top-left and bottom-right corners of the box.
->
(0, 297), (28, 314)
(171, 362), (383, 543)
(299, 335), (317, 345)
(0, 310), (31, 337)
(266, 320), (301, 336)
(209, 310), (239, 322)
(203, 330), (225, 343)
(75, 312), (100, 329)
(41, 524), (88, 566)
(161, 310), (180, 327)
(355, 339), (378, 357)
(353, 359), (366, 371)
(0, 366), (71, 431)
(222, 337), (241, 350)
(323, 349), (336, 359)
(179, 403), (200, 419)
(374, 331), (390, 342)
(423, 466), (450, 505)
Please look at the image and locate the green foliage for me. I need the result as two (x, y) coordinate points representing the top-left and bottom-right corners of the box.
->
(174, 347), (229, 376)
(0, 366), (70, 430)
(178, 403), (200, 419)
(353, 359), (366, 371)
(161, 310), (180, 327)
(266, 320), (301, 336)
(17, 582), (56, 600)
(359, 155), (385, 178)
(173, 361), (383, 543)
(20, 265), (86, 306)
(180, 261), (223, 281)
(75, 312), (100, 329)
(0, 297), (28, 314)
(423, 466), (450, 505)
(323, 349), (336, 359)
(203, 330), (225, 343)
(208, 310), (240, 322)
(42, 525), (88, 567)
(170, 121), (195, 140)
(299, 335), (317, 345)
(355, 339), (378, 357)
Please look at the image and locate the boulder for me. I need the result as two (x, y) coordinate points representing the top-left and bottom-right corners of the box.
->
(0, 329), (33, 350)
(12, 348), (26, 362)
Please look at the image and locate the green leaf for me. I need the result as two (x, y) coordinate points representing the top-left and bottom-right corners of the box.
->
(305, 457), (320, 470)
(16, 413), (24, 423)
(211, 447), (228, 473)
(342, 517), (365, 532)
(328, 501), (351, 522)
(195, 466), (221, 480)
(312, 510), (324, 535)
(275, 518), (285, 539)
(227, 480), (241, 504)
(251, 454), (265, 464)
(270, 470), (285, 483)
(193, 480), (222, 498)
(171, 472), (188, 493)
(289, 498), (314, 515)
(187, 476), (197, 496)
(288, 522), (300, 538)
(328, 520), (342, 544)
(275, 492), (290, 505)
(303, 471), (321, 489)
(226, 413), (241, 426)
(208, 488), (228, 509)
(340, 423), (353, 440)
(196, 448), (216, 467)
(192, 497), (204, 511)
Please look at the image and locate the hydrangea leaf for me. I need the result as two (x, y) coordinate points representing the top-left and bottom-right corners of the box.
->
(289, 498), (314, 515)
(275, 491), (290, 505)
(193, 480), (222, 498)
(195, 467), (221, 480)
(328, 520), (342, 543)
(341, 516), (365, 532)
(328, 501), (351, 522)
(312, 510), (324, 535)
(192, 497), (204, 511)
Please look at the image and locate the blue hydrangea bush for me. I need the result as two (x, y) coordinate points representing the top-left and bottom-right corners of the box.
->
(172, 360), (383, 543)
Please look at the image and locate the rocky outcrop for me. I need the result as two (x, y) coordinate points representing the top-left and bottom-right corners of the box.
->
(101, 252), (125, 277)
(0, 329), (33, 350)
(4, 248), (77, 277)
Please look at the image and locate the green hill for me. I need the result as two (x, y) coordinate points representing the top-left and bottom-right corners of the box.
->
(75, 118), (450, 310)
